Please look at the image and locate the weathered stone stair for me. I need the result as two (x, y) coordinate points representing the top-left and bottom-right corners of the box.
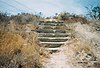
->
(36, 21), (70, 51)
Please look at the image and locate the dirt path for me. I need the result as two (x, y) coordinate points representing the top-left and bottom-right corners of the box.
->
(41, 23), (100, 68)
(44, 47), (71, 68)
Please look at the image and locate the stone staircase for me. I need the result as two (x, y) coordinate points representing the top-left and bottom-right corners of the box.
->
(36, 21), (71, 51)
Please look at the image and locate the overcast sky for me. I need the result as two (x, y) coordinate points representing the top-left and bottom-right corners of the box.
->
(0, 0), (100, 16)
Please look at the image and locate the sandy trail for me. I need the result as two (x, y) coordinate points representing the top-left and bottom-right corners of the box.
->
(44, 47), (71, 68)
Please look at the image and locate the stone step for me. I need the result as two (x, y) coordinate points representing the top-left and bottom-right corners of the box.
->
(38, 23), (65, 26)
(38, 24), (65, 26)
(38, 35), (69, 37)
(39, 39), (68, 42)
(37, 29), (66, 31)
(37, 21), (71, 48)
(45, 48), (61, 51)
(39, 26), (66, 29)
(38, 24), (65, 27)
(45, 44), (62, 48)
(39, 21), (64, 24)
(38, 37), (70, 39)
(37, 33), (71, 35)
(38, 34), (69, 37)
(39, 42), (66, 44)
(40, 26), (66, 29)
(36, 29), (66, 33)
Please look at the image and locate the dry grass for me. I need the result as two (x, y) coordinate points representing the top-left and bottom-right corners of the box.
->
(0, 22), (42, 68)
(66, 38), (96, 68)
(0, 31), (24, 56)
(70, 40), (93, 53)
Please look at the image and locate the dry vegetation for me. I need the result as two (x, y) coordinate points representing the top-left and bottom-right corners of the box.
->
(66, 39), (97, 68)
(0, 20), (43, 68)
(0, 11), (100, 68)
(65, 22), (100, 68)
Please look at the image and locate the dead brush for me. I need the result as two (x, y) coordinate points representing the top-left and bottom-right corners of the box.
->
(0, 27), (42, 68)
(0, 31), (24, 56)
(67, 39), (97, 68)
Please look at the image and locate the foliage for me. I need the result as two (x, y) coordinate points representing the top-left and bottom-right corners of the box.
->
(86, 5), (100, 20)
(0, 11), (10, 22)
(10, 12), (40, 24)
(55, 12), (71, 20)
(0, 11), (41, 24)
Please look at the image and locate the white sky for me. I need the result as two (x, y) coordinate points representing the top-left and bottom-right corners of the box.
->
(18, 0), (84, 16)
(0, 0), (100, 16)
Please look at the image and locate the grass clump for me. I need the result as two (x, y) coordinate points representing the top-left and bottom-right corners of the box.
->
(0, 23), (42, 68)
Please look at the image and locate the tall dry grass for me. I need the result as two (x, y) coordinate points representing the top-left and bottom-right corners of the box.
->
(0, 21), (42, 68)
